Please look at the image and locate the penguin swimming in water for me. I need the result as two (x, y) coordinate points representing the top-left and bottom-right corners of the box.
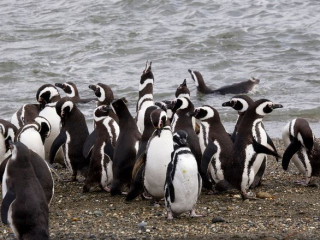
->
(55, 82), (96, 104)
(282, 118), (320, 185)
(83, 105), (119, 193)
(228, 99), (282, 199)
(1, 142), (49, 240)
(188, 69), (260, 95)
(110, 98), (141, 196)
(126, 109), (173, 201)
(164, 130), (202, 219)
(190, 105), (233, 191)
(0, 120), (17, 163)
(50, 97), (90, 181)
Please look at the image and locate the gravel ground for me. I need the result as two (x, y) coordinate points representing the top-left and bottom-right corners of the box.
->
(1, 138), (320, 240)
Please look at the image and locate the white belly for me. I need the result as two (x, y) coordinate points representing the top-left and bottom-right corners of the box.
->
(170, 155), (199, 214)
(144, 134), (173, 198)
(0, 134), (6, 163)
(19, 129), (45, 159)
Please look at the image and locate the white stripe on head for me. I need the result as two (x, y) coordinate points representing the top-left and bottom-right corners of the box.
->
(139, 78), (154, 91)
(232, 98), (249, 113)
(39, 87), (59, 102)
(198, 106), (214, 120)
(65, 83), (76, 98)
(255, 101), (272, 116)
(61, 101), (74, 116)
(97, 86), (106, 102)
(191, 71), (199, 87)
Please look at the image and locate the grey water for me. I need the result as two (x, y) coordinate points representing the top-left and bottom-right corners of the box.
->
(1, 0), (320, 138)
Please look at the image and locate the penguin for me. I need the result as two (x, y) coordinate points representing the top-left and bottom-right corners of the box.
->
(83, 105), (119, 193)
(126, 109), (173, 201)
(228, 99), (282, 199)
(282, 118), (320, 185)
(171, 97), (202, 169)
(15, 116), (51, 160)
(190, 105), (233, 190)
(136, 61), (155, 134)
(175, 79), (190, 99)
(222, 95), (279, 188)
(36, 84), (63, 162)
(50, 97), (89, 181)
(164, 130), (202, 219)
(188, 69), (260, 95)
(1, 142), (49, 240)
(55, 82), (96, 104)
(11, 104), (41, 129)
(88, 83), (118, 123)
(0, 119), (17, 163)
(109, 98), (141, 196)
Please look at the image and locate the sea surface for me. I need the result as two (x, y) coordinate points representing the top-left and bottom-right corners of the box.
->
(1, 0), (320, 138)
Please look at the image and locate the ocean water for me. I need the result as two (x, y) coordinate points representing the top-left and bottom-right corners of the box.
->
(1, 0), (319, 137)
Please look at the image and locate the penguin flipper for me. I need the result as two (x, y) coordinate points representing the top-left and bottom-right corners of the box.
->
(83, 130), (97, 159)
(201, 141), (218, 177)
(104, 141), (114, 161)
(126, 153), (146, 201)
(49, 131), (67, 164)
(267, 134), (279, 161)
(0, 155), (10, 183)
(1, 190), (16, 224)
(77, 97), (97, 104)
(166, 160), (175, 203)
(253, 138), (281, 158)
(282, 139), (302, 171)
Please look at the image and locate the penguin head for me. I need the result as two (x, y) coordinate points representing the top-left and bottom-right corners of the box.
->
(222, 95), (254, 113)
(89, 83), (114, 105)
(140, 60), (154, 85)
(175, 79), (190, 99)
(173, 130), (188, 148)
(254, 99), (283, 116)
(55, 97), (75, 121)
(55, 82), (78, 98)
(0, 121), (17, 152)
(191, 106), (215, 121)
(34, 116), (51, 144)
(188, 69), (202, 87)
(36, 84), (60, 108)
(110, 97), (128, 116)
(151, 109), (167, 137)
(9, 141), (31, 167)
(249, 77), (260, 84)
(94, 105), (111, 122)
(172, 97), (191, 112)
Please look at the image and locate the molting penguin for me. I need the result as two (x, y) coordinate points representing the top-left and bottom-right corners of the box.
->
(229, 99), (282, 199)
(11, 104), (41, 129)
(83, 105), (119, 193)
(126, 109), (173, 201)
(191, 105), (233, 191)
(110, 98), (141, 196)
(55, 82), (96, 104)
(188, 69), (260, 95)
(1, 142), (49, 240)
(50, 97), (89, 181)
(0, 120), (17, 163)
(164, 130), (202, 220)
(15, 116), (51, 160)
(282, 118), (320, 185)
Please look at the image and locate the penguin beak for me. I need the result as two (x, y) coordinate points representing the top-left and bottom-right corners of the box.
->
(272, 103), (283, 109)
(187, 111), (196, 117)
(89, 85), (97, 91)
(8, 139), (14, 151)
(55, 83), (64, 89)
(222, 101), (233, 107)
(5, 138), (12, 152)
(156, 128), (161, 137)
(179, 138), (187, 146)
(182, 79), (187, 87)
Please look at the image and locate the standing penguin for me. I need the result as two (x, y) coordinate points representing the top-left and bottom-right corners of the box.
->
(164, 130), (202, 220)
(55, 82), (96, 104)
(190, 106), (233, 190)
(15, 116), (51, 160)
(175, 79), (190, 99)
(282, 118), (320, 185)
(171, 97), (202, 169)
(10, 103), (41, 129)
(126, 109), (173, 201)
(1, 142), (49, 240)
(83, 105), (119, 193)
(50, 97), (89, 181)
(228, 99), (282, 199)
(0, 120), (17, 163)
(110, 98), (141, 195)
(188, 69), (260, 95)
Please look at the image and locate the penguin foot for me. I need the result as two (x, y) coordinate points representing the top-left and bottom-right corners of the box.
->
(241, 191), (257, 200)
(103, 186), (111, 192)
(142, 192), (153, 200)
(121, 191), (128, 195)
(294, 178), (310, 186)
(167, 210), (174, 220)
(190, 209), (203, 218)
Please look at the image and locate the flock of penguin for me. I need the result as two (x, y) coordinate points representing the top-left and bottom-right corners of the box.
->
(0, 61), (319, 239)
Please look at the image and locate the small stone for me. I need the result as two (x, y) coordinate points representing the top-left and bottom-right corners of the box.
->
(94, 210), (103, 217)
(146, 229), (151, 233)
(212, 217), (226, 223)
(89, 234), (96, 239)
(138, 221), (147, 230)
(233, 194), (242, 199)
(72, 217), (78, 221)
(256, 191), (273, 199)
